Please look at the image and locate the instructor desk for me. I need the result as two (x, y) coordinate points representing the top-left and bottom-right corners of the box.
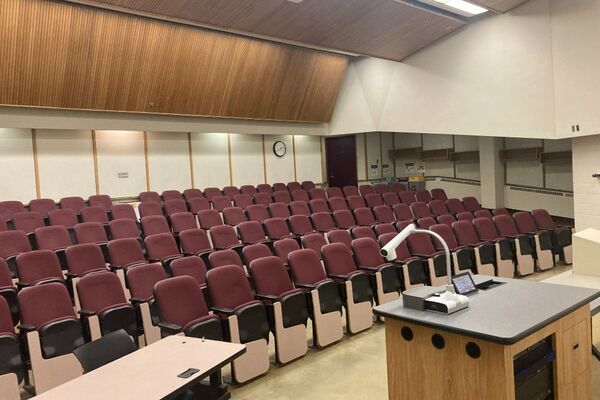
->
(374, 276), (600, 400)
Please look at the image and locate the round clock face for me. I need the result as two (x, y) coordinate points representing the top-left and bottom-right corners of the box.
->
(273, 141), (287, 157)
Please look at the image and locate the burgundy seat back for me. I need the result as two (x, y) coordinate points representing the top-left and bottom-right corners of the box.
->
(209, 225), (240, 249)
(268, 203), (291, 219)
(309, 199), (329, 214)
(88, 195), (112, 210)
(0, 296), (13, 334)
(302, 181), (316, 192)
(250, 256), (294, 297)
(238, 221), (267, 244)
(287, 182), (302, 193)
(390, 183), (407, 193)
(513, 212), (539, 234)
(346, 195), (366, 210)
(211, 196), (233, 212)
(456, 211), (474, 222)
(273, 183), (288, 193)
(352, 237), (385, 268)
(139, 191), (161, 203)
(138, 202), (164, 218)
(290, 201), (310, 216)
(66, 244), (108, 276)
(406, 232), (436, 256)
(302, 233), (327, 258)
(144, 233), (180, 261)
(12, 211), (44, 233)
(222, 186), (240, 201)
(410, 202), (431, 219)
(273, 238), (301, 265)
(197, 209), (223, 230)
(327, 229), (352, 251)
(59, 197), (86, 214)
(77, 272), (127, 314)
(399, 192), (417, 205)
(428, 200), (449, 217)
(322, 243), (357, 276)
(328, 197), (348, 211)
(28, 199), (57, 217)
(343, 186), (360, 197)
(462, 197), (482, 212)
(531, 209), (557, 231)
(474, 209), (493, 220)
(446, 198), (466, 214)
(417, 217), (436, 230)
(473, 217), (500, 241)
(162, 190), (182, 202)
(0, 201), (25, 223)
(365, 194), (384, 208)
(416, 190), (432, 204)
(222, 207), (248, 226)
(170, 212), (198, 233)
(288, 249), (328, 285)
(431, 189), (448, 201)
(253, 193), (273, 207)
(203, 188), (222, 202)
(209, 249), (244, 270)
(0, 259), (14, 288)
(233, 194), (253, 209)
(452, 220), (481, 246)
(163, 199), (188, 216)
(291, 190), (310, 203)
(332, 210), (356, 229)
(373, 205), (395, 224)
(16, 250), (64, 285)
(243, 244), (272, 265)
(273, 191), (292, 205)
(141, 215), (171, 236)
(374, 183), (390, 195)
(264, 218), (292, 240)
(109, 219), (140, 240)
(311, 212), (335, 233)
(48, 209), (78, 228)
(256, 184), (273, 195)
(183, 189), (204, 202)
(107, 238), (146, 268)
(309, 189), (328, 201)
(429, 224), (460, 251)
(35, 226), (71, 250)
(393, 203), (414, 222)
(246, 204), (269, 222)
(351, 226), (377, 241)
(437, 214), (456, 227)
(127, 263), (168, 301)
(240, 185), (257, 197)
(179, 229), (212, 255)
(326, 187), (344, 199)
(359, 185), (376, 197)
(18, 283), (76, 329)
(110, 204), (137, 221)
(207, 265), (255, 310)
(188, 197), (211, 214)
(382, 192), (401, 207)
(353, 208), (376, 226)
(81, 206), (109, 224)
(493, 208), (511, 217)
(493, 215), (520, 237)
(155, 276), (209, 329)
(170, 257), (208, 286)
(288, 215), (314, 236)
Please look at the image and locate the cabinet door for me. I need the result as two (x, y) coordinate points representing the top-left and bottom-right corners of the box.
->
(561, 319), (589, 385)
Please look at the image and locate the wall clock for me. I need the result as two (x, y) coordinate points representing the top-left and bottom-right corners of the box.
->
(273, 140), (287, 157)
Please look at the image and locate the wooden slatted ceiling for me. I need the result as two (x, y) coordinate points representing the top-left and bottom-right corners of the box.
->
(469, 0), (529, 13)
(66, 0), (467, 62)
(0, 0), (348, 122)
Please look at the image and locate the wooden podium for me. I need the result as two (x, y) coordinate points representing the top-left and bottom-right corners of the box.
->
(374, 278), (599, 400)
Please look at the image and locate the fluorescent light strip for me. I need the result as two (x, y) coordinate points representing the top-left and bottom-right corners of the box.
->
(432, 0), (488, 15)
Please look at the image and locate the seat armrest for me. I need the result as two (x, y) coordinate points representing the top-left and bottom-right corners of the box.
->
(295, 283), (317, 290)
(158, 322), (183, 336)
(20, 324), (36, 333)
(411, 252), (431, 258)
(78, 309), (96, 317)
(255, 293), (278, 302)
(328, 273), (350, 280)
(129, 297), (148, 306)
(358, 265), (380, 273)
(211, 306), (234, 315)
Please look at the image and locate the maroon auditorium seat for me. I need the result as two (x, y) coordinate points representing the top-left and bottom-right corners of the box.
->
(492, 215), (535, 276)
(431, 188), (448, 201)
(246, 204), (270, 223)
(222, 207), (248, 226)
(416, 190), (432, 204)
(139, 191), (161, 203)
(473, 217), (516, 278)
(531, 209), (573, 264)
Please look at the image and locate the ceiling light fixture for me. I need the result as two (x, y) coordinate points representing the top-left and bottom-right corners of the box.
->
(431, 0), (488, 16)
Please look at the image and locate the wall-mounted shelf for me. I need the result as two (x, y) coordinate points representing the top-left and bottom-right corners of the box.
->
(418, 148), (452, 161)
(499, 147), (543, 162)
(541, 151), (572, 163)
(450, 151), (480, 163)
(389, 147), (422, 159)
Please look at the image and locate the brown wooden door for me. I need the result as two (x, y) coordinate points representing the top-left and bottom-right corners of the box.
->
(326, 136), (357, 188)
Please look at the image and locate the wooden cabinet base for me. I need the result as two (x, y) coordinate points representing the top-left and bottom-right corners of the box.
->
(384, 305), (591, 400)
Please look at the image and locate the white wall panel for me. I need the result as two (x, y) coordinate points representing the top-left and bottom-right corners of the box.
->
(423, 134), (454, 177)
(356, 133), (367, 181)
(146, 131), (191, 192)
(505, 138), (544, 187)
(381, 133), (394, 179)
(454, 135), (480, 181)
(0, 129), (36, 202)
(191, 133), (230, 189)
(264, 135), (294, 184)
(230, 133), (264, 187)
(365, 133), (381, 181)
(95, 130), (146, 197)
(295, 135), (323, 184)
(36, 129), (96, 199)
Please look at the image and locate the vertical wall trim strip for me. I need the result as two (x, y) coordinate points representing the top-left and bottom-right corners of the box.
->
(292, 135), (298, 182)
(143, 131), (150, 191)
(227, 133), (233, 186)
(262, 135), (268, 184)
(392, 133), (397, 177)
(188, 132), (195, 188)
(320, 136), (325, 185)
(91, 130), (100, 195)
(31, 129), (41, 199)
(364, 133), (368, 181)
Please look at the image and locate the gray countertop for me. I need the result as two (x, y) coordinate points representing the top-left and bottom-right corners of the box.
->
(374, 276), (600, 344)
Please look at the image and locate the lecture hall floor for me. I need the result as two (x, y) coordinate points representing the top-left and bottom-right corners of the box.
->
(22, 264), (600, 399)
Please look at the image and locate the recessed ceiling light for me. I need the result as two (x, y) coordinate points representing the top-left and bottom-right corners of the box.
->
(431, 0), (488, 16)
(287, 0), (303, 3)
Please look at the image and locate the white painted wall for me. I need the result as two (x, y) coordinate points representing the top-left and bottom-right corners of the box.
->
(230, 133), (264, 187)
(571, 135), (600, 230)
(295, 135), (323, 184)
(36, 130), (96, 199)
(146, 131), (192, 192)
(95, 130), (146, 198)
(190, 133), (230, 189)
(0, 129), (36, 203)
(265, 135), (295, 184)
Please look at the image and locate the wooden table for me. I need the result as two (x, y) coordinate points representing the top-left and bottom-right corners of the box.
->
(374, 277), (600, 400)
(34, 336), (246, 400)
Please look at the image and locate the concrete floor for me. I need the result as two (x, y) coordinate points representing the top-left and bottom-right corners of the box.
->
(21, 263), (600, 399)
